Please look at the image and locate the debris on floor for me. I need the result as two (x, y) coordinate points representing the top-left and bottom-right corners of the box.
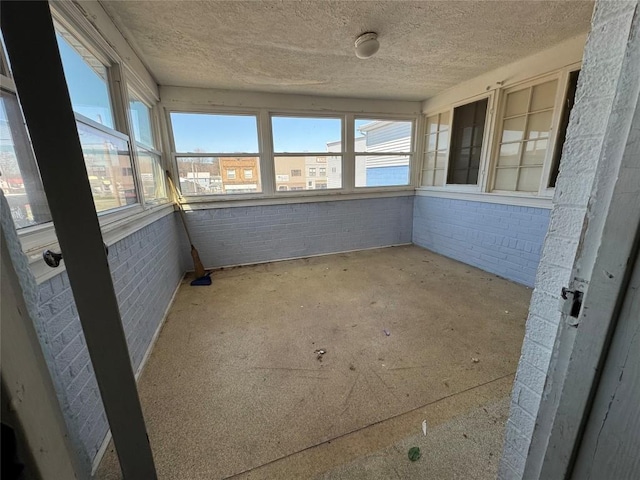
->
(472, 357), (480, 363)
(422, 420), (428, 436)
(349, 364), (356, 371)
(314, 349), (326, 361)
(383, 329), (391, 336)
(408, 446), (421, 462)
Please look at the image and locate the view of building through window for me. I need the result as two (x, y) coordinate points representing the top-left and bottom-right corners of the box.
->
(355, 119), (413, 187)
(171, 114), (415, 195)
(171, 113), (262, 195)
(0, 91), (51, 228)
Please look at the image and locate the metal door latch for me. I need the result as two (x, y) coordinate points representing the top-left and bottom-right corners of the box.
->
(561, 287), (583, 324)
(43, 243), (109, 268)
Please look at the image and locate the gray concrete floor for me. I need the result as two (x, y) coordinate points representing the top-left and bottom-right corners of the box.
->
(94, 246), (530, 479)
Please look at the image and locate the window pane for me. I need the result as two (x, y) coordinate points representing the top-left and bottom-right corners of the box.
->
(425, 151), (436, 169)
(531, 80), (558, 111)
(439, 111), (450, 130)
(522, 139), (548, 166)
(78, 122), (137, 211)
(0, 92), (51, 228)
(176, 156), (260, 195)
(355, 119), (412, 153)
(438, 130), (449, 151)
(494, 168), (518, 191)
(137, 148), (167, 203)
(55, 26), (114, 128)
(129, 94), (154, 149)
(434, 169), (445, 186)
(527, 111), (553, 139)
(501, 116), (526, 143)
(505, 89), (530, 117)
(272, 117), (342, 153)
(170, 113), (259, 153)
(274, 155), (341, 190)
(447, 98), (487, 185)
(427, 133), (438, 151)
(426, 115), (438, 135)
(355, 155), (410, 187)
(422, 169), (434, 186)
(518, 166), (543, 192)
(497, 143), (521, 166)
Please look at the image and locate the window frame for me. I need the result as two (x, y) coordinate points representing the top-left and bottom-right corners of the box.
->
(167, 108), (263, 197)
(7, 2), (172, 284)
(418, 64), (580, 201)
(270, 112), (345, 194)
(353, 116), (416, 189)
(420, 91), (495, 193)
(127, 86), (168, 206)
(488, 72), (568, 197)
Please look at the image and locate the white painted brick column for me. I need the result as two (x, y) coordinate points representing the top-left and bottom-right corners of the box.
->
(499, 0), (640, 477)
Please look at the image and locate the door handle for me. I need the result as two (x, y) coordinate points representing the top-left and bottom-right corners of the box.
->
(43, 243), (109, 268)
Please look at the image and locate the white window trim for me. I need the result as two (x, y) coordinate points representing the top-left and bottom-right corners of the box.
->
(487, 72), (564, 197)
(419, 63), (581, 204)
(353, 115), (417, 189)
(421, 91), (495, 193)
(165, 108), (420, 201)
(4, 1), (172, 282)
(271, 112), (346, 192)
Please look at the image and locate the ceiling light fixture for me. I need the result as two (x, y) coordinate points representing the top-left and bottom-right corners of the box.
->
(355, 32), (379, 59)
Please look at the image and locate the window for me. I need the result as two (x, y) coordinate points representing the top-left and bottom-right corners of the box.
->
(355, 119), (413, 187)
(129, 91), (166, 204)
(421, 112), (449, 187)
(493, 79), (558, 193)
(319, 167), (326, 176)
(244, 169), (253, 179)
(77, 122), (137, 211)
(448, 99), (487, 185)
(55, 23), (114, 128)
(0, 91), (51, 228)
(317, 183), (327, 189)
(272, 116), (342, 191)
(55, 23), (139, 212)
(170, 113), (261, 195)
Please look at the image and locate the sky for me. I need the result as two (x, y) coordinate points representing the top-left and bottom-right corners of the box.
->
(171, 114), (344, 153)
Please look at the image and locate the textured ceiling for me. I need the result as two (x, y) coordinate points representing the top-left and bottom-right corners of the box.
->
(100, 0), (594, 101)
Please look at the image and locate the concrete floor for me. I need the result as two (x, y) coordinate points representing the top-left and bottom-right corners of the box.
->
(95, 245), (530, 479)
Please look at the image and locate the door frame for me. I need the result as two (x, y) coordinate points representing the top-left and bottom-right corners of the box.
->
(525, 15), (640, 478)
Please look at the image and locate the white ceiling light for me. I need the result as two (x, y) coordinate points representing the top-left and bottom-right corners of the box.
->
(355, 32), (380, 59)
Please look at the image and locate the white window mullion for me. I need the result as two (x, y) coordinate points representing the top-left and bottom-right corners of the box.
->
(344, 113), (355, 192)
(259, 109), (275, 196)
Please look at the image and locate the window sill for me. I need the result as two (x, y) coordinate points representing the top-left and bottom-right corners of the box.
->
(415, 187), (554, 209)
(20, 202), (174, 284)
(181, 188), (415, 210)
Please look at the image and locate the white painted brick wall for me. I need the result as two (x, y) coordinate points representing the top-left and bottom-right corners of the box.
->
(499, 0), (639, 477)
(184, 197), (414, 268)
(35, 213), (186, 476)
(412, 197), (550, 287)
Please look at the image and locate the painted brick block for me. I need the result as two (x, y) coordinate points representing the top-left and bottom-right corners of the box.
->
(33, 213), (186, 475)
(185, 197), (414, 268)
(412, 196), (550, 287)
